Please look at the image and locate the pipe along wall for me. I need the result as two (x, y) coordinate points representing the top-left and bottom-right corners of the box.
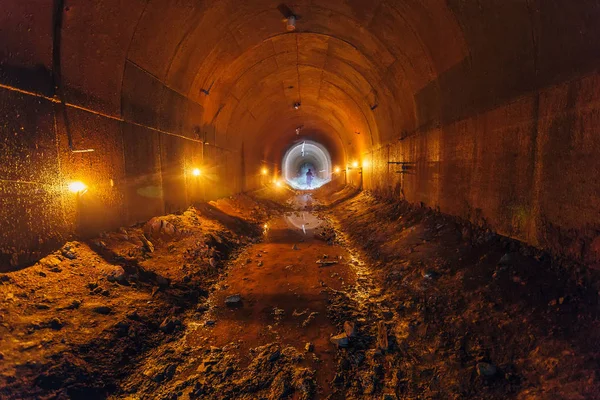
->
(1, 1), (600, 270)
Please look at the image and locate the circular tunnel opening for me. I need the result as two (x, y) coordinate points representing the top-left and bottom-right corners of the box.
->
(282, 141), (332, 190)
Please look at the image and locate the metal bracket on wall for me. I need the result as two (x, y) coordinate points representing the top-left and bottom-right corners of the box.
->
(388, 161), (414, 174)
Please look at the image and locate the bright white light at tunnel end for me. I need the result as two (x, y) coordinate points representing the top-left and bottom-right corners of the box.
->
(282, 140), (332, 191)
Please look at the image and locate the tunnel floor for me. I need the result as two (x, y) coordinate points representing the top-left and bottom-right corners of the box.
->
(1, 184), (600, 399)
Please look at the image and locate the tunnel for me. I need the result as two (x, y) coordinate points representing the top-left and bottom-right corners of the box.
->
(1, 1), (600, 398)
(282, 140), (332, 189)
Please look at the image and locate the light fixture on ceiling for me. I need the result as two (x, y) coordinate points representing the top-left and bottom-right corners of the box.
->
(277, 4), (299, 32)
(286, 15), (296, 31)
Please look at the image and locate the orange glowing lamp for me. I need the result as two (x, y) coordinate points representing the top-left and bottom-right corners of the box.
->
(352, 161), (359, 168)
(334, 166), (341, 174)
(261, 167), (268, 176)
(68, 181), (87, 194)
(192, 168), (201, 176)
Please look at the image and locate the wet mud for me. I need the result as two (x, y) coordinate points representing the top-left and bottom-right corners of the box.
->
(1, 184), (599, 399)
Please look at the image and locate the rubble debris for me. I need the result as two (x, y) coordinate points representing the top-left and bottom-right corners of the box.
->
(159, 317), (182, 334)
(476, 362), (498, 377)
(225, 294), (242, 307)
(92, 305), (112, 315)
(330, 333), (349, 348)
(301, 312), (319, 327)
(343, 321), (357, 337)
(140, 235), (155, 252)
(316, 259), (339, 266)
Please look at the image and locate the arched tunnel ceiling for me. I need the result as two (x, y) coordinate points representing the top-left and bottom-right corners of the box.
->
(123, 0), (469, 162)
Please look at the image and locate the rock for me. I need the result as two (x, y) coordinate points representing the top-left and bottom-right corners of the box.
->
(127, 311), (141, 321)
(92, 305), (112, 315)
(343, 321), (357, 337)
(205, 320), (216, 327)
(156, 275), (170, 287)
(225, 294), (242, 307)
(382, 394), (397, 400)
(292, 244), (299, 250)
(61, 249), (76, 260)
(35, 303), (50, 310)
(377, 321), (388, 351)
(41, 255), (62, 268)
(422, 269), (439, 279)
(209, 258), (217, 268)
(144, 217), (177, 240)
(87, 282), (98, 290)
(196, 304), (209, 313)
(257, 261), (263, 267)
(149, 364), (177, 383)
(140, 235), (154, 252)
(114, 321), (130, 336)
(66, 299), (81, 310)
(305, 342), (314, 352)
(159, 317), (182, 333)
(268, 349), (281, 362)
(107, 266), (127, 285)
(330, 333), (349, 348)
(49, 317), (63, 330)
(477, 362), (498, 377)
(38, 271), (47, 277)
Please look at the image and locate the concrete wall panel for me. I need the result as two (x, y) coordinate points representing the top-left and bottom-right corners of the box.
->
(121, 61), (164, 129)
(122, 123), (164, 225)
(60, 0), (144, 114)
(56, 107), (126, 236)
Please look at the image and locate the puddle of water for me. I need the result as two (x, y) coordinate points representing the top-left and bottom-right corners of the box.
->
(284, 211), (323, 234)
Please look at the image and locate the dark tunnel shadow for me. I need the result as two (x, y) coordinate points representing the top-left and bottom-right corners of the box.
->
(193, 202), (262, 235)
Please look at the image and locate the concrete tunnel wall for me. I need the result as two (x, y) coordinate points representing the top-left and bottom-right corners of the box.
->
(1, 0), (600, 269)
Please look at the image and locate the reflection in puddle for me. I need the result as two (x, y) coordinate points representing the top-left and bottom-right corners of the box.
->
(284, 211), (323, 234)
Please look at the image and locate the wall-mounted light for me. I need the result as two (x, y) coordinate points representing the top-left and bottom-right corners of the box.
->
(334, 166), (341, 174)
(68, 181), (87, 194)
(261, 167), (268, 175)
(275, 180), (282, 187)
(192, 168), (201, 177)
(352, 161), (359, 169)
(362, 159), (369, 168)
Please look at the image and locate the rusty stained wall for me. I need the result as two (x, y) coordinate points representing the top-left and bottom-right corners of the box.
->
(0, 82), (230, 270)
(2, 0), (600, 269)
(0, 0), (235, 269)
(362, 0), (600, 265)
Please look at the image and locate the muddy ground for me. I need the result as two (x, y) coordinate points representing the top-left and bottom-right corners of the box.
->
(1, 183), (600, 399)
